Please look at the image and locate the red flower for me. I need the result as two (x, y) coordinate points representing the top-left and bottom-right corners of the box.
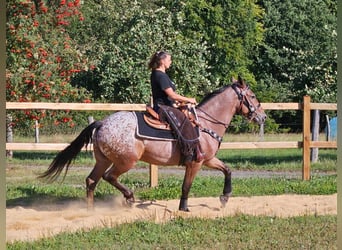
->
(40, 6), (48, 13)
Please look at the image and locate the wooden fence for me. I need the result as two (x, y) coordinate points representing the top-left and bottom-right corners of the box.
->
(6, 96), (337, 185)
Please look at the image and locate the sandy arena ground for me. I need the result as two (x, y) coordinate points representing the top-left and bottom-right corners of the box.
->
(6, 194), (337, 243)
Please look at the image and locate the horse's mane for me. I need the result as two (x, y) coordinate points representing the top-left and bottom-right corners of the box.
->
(197, 85), (231, 107)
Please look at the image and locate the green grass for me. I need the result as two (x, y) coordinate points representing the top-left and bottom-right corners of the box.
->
(7, 215), (337, 249)
(6, 164), (336, 207)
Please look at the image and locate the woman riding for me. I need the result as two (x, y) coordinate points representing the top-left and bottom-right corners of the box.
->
(148, 51), (197, 112)
(148, 51), (204, 163)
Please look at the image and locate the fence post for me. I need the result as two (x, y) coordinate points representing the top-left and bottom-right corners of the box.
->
(302, 96), (311, 180)
(6, 114), (13, 158)
(149, 164), (158, 187)
(311, 110), (319, 162)
(88, 116), (94, 124)
(35, 120), (39, 143)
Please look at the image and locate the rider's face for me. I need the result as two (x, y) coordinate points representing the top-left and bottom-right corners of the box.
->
(161, 55), (172, 70)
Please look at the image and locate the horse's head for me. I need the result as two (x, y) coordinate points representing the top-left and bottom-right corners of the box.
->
(232, 76), (266, 125)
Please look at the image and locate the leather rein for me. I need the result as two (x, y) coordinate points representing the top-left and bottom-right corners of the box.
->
(195, 83), (259, 144)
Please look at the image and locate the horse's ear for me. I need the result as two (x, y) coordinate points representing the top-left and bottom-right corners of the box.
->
(237, 75), (246, 88)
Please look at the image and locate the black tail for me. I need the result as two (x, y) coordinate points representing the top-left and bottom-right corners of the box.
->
(38, 121), (103, 182)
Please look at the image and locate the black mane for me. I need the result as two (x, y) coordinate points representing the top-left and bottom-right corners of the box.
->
(197, 85), (231, 107)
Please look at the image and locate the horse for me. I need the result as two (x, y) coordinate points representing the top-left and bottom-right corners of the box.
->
(39, 77), (266, 212)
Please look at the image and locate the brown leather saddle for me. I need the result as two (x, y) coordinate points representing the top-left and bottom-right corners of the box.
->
(144, 106), (171, 130)
(142, 105), (204, 163)
(144, 105), (198, 130)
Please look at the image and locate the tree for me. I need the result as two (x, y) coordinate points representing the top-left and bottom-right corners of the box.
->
(252, 0), (337, 131)
(162, 0), (264, 85)
(253, 0), (337, 103)
(70, 0), (211, 103)
(69, 0), (267, 133)
(6, 0), (92, 134)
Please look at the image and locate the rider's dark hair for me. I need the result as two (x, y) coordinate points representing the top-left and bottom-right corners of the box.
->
(148, 51), (170, 70)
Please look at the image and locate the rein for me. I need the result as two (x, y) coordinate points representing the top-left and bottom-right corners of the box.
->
(195, 83), (258, 144)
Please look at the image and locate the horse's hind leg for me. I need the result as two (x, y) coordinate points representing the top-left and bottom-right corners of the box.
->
(86, 158), (113, 210)
(102, 160), (136, 204)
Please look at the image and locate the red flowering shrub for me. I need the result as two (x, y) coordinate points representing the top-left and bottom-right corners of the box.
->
(6, 0), (93, 135)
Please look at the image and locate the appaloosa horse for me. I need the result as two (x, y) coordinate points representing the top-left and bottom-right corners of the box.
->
(39, 77), (266, 211)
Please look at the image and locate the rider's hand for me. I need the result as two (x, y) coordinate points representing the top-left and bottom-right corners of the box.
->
(187, 98), (197, 105)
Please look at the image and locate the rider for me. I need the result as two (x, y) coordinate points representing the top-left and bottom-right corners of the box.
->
(148, 50), (204, 163)
(148, 51), (197, 112)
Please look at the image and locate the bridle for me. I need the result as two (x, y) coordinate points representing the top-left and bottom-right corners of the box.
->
(231, 83), (261, 121)
(195, 83), (261, 144)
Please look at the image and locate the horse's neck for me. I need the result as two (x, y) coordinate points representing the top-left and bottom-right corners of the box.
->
(196, 88), (238, 136)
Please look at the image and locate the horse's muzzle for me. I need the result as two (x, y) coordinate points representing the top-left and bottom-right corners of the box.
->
(251, 112), (267, 125)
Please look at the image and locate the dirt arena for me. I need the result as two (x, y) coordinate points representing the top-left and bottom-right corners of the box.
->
(6, 193), (337, 243)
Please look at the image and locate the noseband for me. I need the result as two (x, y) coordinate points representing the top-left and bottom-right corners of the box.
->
(231, 83), (260, 120)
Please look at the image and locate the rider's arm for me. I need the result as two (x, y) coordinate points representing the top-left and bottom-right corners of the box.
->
(164, 87), (197, 105)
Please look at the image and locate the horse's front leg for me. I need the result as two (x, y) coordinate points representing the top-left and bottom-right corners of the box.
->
(204, 157), (232, 208)
(179, 162), (201, 212)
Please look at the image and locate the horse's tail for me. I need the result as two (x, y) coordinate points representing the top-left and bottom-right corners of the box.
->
(38, 121), (103, 182)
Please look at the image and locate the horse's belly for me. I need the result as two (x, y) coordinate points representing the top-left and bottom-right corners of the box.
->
(139, 140), (181, 166)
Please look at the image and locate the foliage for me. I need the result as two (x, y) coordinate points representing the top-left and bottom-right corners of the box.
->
(162, 0), (264, 84)
(70, 0), (211, 103)
(6, 0), (93, 135)
(6, 0), (337, 134)
(253, 0), (337, 103)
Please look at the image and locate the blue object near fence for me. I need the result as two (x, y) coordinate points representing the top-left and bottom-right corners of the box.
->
(325, 117), (337, 140)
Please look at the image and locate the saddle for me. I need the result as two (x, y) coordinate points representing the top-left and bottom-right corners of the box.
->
(144, 105), (198, 131)
(144, 104), (204, 164)
(144, 106), (171, 130)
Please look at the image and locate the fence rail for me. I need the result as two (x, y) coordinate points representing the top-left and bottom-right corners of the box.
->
(6, 96), (337, 184)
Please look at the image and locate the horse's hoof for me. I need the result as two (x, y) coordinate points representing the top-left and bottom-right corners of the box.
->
(179, 207), (190, 212)
(219, 194), (230, 208)
(124, 197), (135, 207)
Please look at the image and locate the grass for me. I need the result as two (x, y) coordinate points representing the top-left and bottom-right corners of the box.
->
(7, 215), (337, 249)
(6, 164), (336, 206)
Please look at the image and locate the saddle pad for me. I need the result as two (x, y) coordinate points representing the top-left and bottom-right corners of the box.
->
(135, 112), (176, 141)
